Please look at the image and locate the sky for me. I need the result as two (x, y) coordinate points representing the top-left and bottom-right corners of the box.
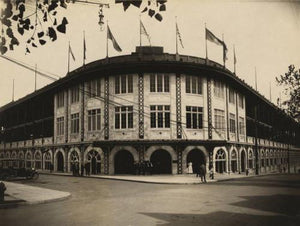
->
(0, 0), (300, 107)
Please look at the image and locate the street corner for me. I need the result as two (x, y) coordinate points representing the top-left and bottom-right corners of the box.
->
(2, 181), (71, 207)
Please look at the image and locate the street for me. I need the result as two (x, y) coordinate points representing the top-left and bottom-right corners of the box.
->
(0, 174), (300, 226)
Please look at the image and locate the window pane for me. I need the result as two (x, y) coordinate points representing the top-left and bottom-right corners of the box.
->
(121, 113), (126, 128)
(115, 76), (120, 94)
(192, 76), (197, 93)
(192, 113), (197, 128)
(150, 74), (156, 92)
(164, 75), (169, 92)
(186, 113), (191, 128)
(128, 75), (133, 93)
(121, 75), (126, 93)
(197, 77), (202, 94)
(158, 112), (163, 128)
(150, 112), (156, 128)
(115, 114), (120, 129)
(128, 113), (133, 128)
(198, 113), (203, 128)
(96, 79), (101, 97)
(165, 112), (170, 128)
(157, 74), (163, 92)
(186, 76), (190, 93)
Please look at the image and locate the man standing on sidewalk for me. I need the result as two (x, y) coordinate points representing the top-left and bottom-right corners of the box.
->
(199, 164), (207, 183)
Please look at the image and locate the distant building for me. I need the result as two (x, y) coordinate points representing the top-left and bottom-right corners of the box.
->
(1, 46), (300, 175)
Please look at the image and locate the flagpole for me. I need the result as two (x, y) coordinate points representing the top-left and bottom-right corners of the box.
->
(222, 33), (225, 68)
(34, 64), (37, 91)
(205, 23), (208, 63)
(269, 82), (272, 102)
(255, 67), (257, 91)
(175, 16), (178, 55)
(139, 15), (142, 47)
(83, 31), (85, 66)
(68, 41), (70, 73)
(233, 45), (236, 74)
(106, 21), (108, 58)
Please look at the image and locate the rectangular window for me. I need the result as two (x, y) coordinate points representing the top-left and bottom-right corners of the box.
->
(56, 117), (64, 135)
(150, 74), (169, 93)
(214, 80), (224, 98)
(71, 86), (80, 104)
(88, 109), (101, 131)
(150, 105), (170, 128)
(57, 92), (64, 108)
(229, 113), (236, 133)
(238, 94), (244, 108)
(87, 79), (101, 98)
(214, 109), (225, 131)
(71, 113), (80, 134)
(115, 75), (133, 94)
(229, 88), (235, 104)
(186, 106), (203, 129)
(186, 75), (202, 94)
(239, 117), (245, 135)
(115, 106), (133, 129)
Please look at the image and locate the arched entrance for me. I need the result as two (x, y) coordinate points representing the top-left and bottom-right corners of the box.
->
(215, 149), (226, 173)
(114, 150), (134, 174)
(57, 151), (64, 172)
(150, 149), (172, 174)
(87, 150), (101, 174)
(241, 150), (246, 172)
(186, 149), (206, 174)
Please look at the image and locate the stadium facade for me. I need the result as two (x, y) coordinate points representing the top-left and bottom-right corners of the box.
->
(1, 46), (300, 175)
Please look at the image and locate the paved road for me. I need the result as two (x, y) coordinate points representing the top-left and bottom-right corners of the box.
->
(0, 174), (300, 226)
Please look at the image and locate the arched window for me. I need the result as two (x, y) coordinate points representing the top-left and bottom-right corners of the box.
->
(87, 150), (101, 174)
(231, 150), (237, 173)
(35, 151), (42, 169)
(261, 150), (265, 167)
(26, 152), (33, 168)
(248, 150), (254, 169)
(69, 150), (80, 172)
(215, 149), (226, 173)
(44, 152), (52, 170)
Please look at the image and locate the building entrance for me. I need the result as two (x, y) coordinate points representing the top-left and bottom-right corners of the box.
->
(114, 150), (134, 174)
(186, 149), (205, 174)
(150, 149), (172, 174)
(241, 150), (246, 172)
(87, 150), (101, 174)
(57, 151), (64, 172)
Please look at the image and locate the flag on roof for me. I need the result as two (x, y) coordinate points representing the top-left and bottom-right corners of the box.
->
(176, 22), (184, 48)
(140, 20), (151, 45)
(107, 26), (122, 52)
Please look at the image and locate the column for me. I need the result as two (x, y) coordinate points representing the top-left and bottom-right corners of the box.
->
(207, 78), (212, 139)
(104, 75), (109, 140)
(176, 74), (182, 139)
(138, 73), (144, 139)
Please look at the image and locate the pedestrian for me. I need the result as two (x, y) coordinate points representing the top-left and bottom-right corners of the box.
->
(0, 181), (6, 202)
(199, 164), (207, 183)
(195, 164), (200, 177)
(188, 162), (193, 174)
(246, 168), (249, 176)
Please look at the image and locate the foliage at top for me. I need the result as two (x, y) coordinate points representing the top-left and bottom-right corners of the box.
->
(0, 0), (167, 55)
(276, 65), (300, 121)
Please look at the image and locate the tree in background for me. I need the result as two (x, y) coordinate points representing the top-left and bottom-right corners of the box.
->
(0, 0), (167, 55)
(276, 65), (300, 121)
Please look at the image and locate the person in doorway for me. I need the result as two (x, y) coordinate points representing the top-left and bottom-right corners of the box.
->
(188, 162), (193, 174)
(199, 164), (207, 183)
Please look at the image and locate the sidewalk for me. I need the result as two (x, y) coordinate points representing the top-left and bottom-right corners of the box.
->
(39, 170), (280, 185)
(0, 181), (71, 209)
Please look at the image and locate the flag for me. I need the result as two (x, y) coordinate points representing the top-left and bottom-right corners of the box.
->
(107, 26), (122, 52)
(176, 22), (184, 48)
(83, 33), (86, 60)
(69, 44), (75, 61)
(140, 20), (151, 45)
(234, 46), (236, 65)
(206, 28), (227, 62)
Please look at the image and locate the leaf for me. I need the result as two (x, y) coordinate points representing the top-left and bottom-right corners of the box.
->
(0, 46), (8, 55)
(2, 18), (12, 27)
(53, 18), (57, 25)
(48, 1), (58, 12)
(38, 31), (44, 38)
(155, 13), (163, 21)
(148, 9), (155, 17)
(32, 42), (37, 48)
(25, 46), (30, 54)
(48, 27), (57, 41)
(17, 24), (24, 35)
(6, 28), (14, 38)
(141, 7), (148, 13)
(39, 39), (46, 45)
(19, 4), (25, 13)
(43, 12), (48, 22)
(12, 15), (19, 21)
(11, 37), (19, 46)
(57, 17), (68, 33)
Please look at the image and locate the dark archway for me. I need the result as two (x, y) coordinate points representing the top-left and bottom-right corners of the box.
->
(57, 151), (64, 172)
(241, 151), (246, 172)
(150, 149), (172, 174)
(114, 150), (134, 174)
(186, 149), (206, 174)
(91, 156), (101, 174)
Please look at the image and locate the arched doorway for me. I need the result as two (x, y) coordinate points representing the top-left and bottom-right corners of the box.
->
(150, 149), (172, 174)
(87, 150), (101, 174)
(186, 149), (205, 174)
(241, 150), (246, 172)
(57, 151), (64, 172)
(215, 149), (226, 173)
(114, 150), (134, 174)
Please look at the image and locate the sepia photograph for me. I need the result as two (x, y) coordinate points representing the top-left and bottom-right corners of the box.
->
(0, 0), (300, 225)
